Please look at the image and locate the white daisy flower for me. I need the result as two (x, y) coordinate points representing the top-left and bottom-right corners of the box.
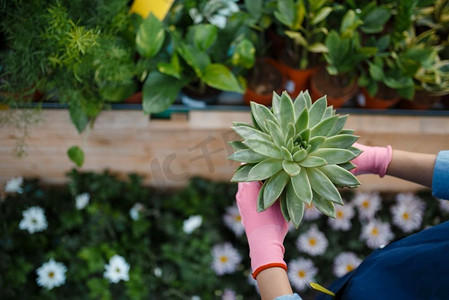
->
(288, 258), (318, 291)
(19, 206), (48, 234)
(191, 296), (201, 300)
(333, 252), (362, 278)
(36, 259), (67, 290)
(222, 288), (237, 300)
(75, 193), (90, 210)
(129, 203), (145, 221)
(5, 176), (23, 193)
(353, 192), (381, 220)
(391, 193), (425, 233)
(360, 219), (394, 249)
(223, 204), (244, 236)
(211, 243), (242, 275)
(154, 267), (162, 278)
(104, 255), (130, 283)
(183, 215), (203, 234)
(328, 204), (355, 231)
(303, 203), (321, 221)
(439, 199), (449, 213)
(297, 225), (328, 256)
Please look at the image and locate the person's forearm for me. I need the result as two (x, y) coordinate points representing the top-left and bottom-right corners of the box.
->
(256, 267), (294, 300)
(386, 150), (436, 188)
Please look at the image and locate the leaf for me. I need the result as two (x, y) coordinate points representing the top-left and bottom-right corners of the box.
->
(292, 149), (307, 162)
(275, 0), (295, 27)
(312, 192), (336, 218)
(232, 125), (272, 142)
(328, 115), (348, 136)
(257, 182), (267, 212)
(279, 192), (291, 222)
(312, 7), (333, 25)
(157, 53), (182, 79)
(299, 128), (310, 143)
(308, 96), (327, 127)
(282, 160), (301, 176)
(245, 0), (262, 19)
(247, 158), (283, 181)
(312, 148), (357, 164)
(263, 171), (290, 209)
(272, 92), (282, 117)
(286, 182), (304, 228)
(293, 91), (308, 116)
(243, 139), (283, 159)
(202, 64), (243, 93)
(319, 165), (360, 187)
(339, 162), (357, 171)
(266, 120), (285, 149)
(136, 13), (165, 58)
(228, 149), (268, 163)
(232, 39), (256, 69)
(291, 168), (313, 204)
(307, 168), (343, 205)
(308, 136), (326, 153)
(250, 102), (278, 133)
(299, 156), (327, 167)
(142, 71), (185, 114)
(280, 146), (293, 161)
(228, 141), (248, 151)
(294, 108), (309, 136)
(360, 6), (391, 34)
(68, 146), (84, 167)
(231, 164), (254, 182)
(177, 44), (210, 76)
(277, 91), (296, 132)
(69, 99), (89, 133)
(311, 115), (338, 137)
(190, 24), (218, 52)
(321, 134), (358, 148)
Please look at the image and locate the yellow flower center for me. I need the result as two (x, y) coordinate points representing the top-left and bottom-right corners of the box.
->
(309, 238), (317, 246)
(115, 268), (121, 273)
(346, 264), (354, 272)
(220, 256), (228, 263)
(362, 200), (370, 208)
(336, 210), (344, 218)
(402, 212), (409, 220)
(371, 227), (379, 236)
(48, 271), (54, 278)
(298, 270), (306, 278)
(234, 215), (241, 222)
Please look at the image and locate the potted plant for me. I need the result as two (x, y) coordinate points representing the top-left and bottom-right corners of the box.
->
(228, 90), (360, 228)
(271, 0), (332, 98)
(139, 0), (247, 114)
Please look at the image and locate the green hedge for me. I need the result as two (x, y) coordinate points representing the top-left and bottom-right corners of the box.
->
(1, 171), (448, 299)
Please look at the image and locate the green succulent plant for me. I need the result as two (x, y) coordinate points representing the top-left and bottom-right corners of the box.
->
(229, 90), (361, 228)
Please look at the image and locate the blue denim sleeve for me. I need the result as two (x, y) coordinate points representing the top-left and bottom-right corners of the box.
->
(275, 293), (302, 300)
(432, 150), (449, 200)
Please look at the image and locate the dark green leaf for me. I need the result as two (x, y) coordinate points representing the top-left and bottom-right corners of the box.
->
(142, 71), (185, 114)
(67, 146), (84, 167)
(136, 13), (165, 58)
(286, 182), (304, 228)
(290, 168), (313, 204)
(307, 168), (343, 204)
(263, 171), (290, 209)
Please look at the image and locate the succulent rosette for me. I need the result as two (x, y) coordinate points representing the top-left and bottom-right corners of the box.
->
(229, 91), (361, 228)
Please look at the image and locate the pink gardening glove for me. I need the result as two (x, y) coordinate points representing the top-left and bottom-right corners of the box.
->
(236, 181), (288, 279)
(351, 142), (393, 177)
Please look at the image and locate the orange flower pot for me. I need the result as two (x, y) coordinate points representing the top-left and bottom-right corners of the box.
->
(275, 63), (318, 98)
(360, 87), (401, 109)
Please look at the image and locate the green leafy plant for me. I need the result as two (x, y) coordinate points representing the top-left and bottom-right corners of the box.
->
(228, 91), (360, 228)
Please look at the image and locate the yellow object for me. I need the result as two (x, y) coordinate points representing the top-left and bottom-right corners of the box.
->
(129, 0), (175, 20)
(310, 282), (336, 297)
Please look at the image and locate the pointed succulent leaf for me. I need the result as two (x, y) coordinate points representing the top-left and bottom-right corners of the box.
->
(312, 148), (357, 164)
(307, 168), (343, 205)
(303, 90), (313, 108)
(293, 91), (307, 116)
(339, 129), (355, 134)
(250, 102), (278, 133)
(323, 106), (334, 120)
(232, 125), (272, 142)
(228, 141), (248, 151)
(263, 171), (290, 209)
(286, 182), (305, 228)
(231, 164), (255, 182)
(247, 158), (283, 181)
(299, 156), (327, 167)
(308, 136), (326, 153)
(243, 139), (283, 159)
(278, 92), (295, 132)
(308, 96), (327, 127)
(312, 192), (336, 218)
(282, 160), (301, 176)
(285, 123), (296, 143)
(266, 120), (285, 149)
(280, 146), (293, 161)
(299, 128), (311, 143)
(292, 148), (307, 162)
(286, 138), (294, 153)
(295, 109), (309, 136)
(279, 193), (291, 222)
(319, 165), (360, 187)
(257, 182), (267, 212)
(321, 134), (358, 149)
(329, 115), (348, 136)
(311, 115), (338, 137)
(349, 146), (363, 157)
(228, 149), (268, 163)
(272, 92), (282, 117)
(291, 168), (313, 204)
(339, 162), (357, 171)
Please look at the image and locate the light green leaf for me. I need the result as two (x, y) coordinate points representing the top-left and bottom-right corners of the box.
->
(228, 141), (248, 151)
(202, 64), (243, 93)
(312, 192), (336, 218)
(250, 101), (278, 133)
(308, 96), (327, 127)
(299, 128), (310, 143)
(312, 7), (332, 25)
(228, 149), (268, 163)
(312, 148), (357, 164)
(291, 168), (313, 204)
(68, 146), (84, 167)
(293, 91), (308, 116)
(136, 13), (165, 58)
(329, 115), (348, 136)
(308, 42), (328, 53)
(319, 164), (360, 187)
(191, 24), (218, 52)
(292, 149), (307, 162)
(263, 171), (290, 209)
(294, 108), (309, 136)
(282, 160), (301, 176)
(308, 136), (326, 153)
(257, 182), (267, 212)
(266, 120), (285, 149)
(311, 115), (338, 137)
(243, 139), (283, 159)
(279, 193), (291, 222)
(247, 158), (283, 181)
(286, 182), (304, 228)
(278, 92), (296, 132)
(285, 123), (296, 144)
(280, 146), (293, 161)
(321, 134), (358, 148)
(231, 164), (254, 182)
(307, 168), (343, 205)
(272, 92), (282, 117)
(232, 125), (272, 142)
(232, 39), (256, 69)
(299, 156), (327, 167)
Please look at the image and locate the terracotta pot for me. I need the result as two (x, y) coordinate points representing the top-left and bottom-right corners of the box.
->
(359, 87), (401, 109)
(276, 63), (318, 98)
(243, 58), (287, 106)
(123, 91), (142, 104)
(310, 67), (359, 108)
(398, 90), (441, 110)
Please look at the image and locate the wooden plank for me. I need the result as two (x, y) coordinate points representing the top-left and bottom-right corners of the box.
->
(1, 109), (448, 193)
